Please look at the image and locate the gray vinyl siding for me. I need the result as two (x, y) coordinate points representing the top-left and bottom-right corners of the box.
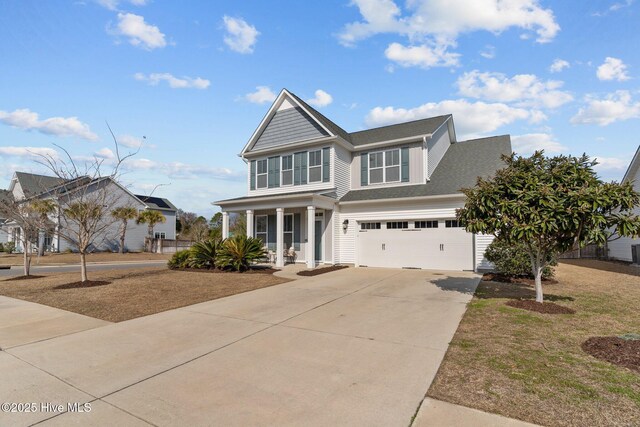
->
(334, 144), (351, 198)
(426, 124), (451, 179)
(350, 142), (423, 190)
(608, 166), (640, 262)
(252, 107), (329, 151)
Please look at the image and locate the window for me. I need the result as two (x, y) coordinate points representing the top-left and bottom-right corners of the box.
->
(154, 232), (166, 239)
(385, 150), (400, 182)
(256, 159), (268, 189)
(445, 219), (462, 228)
(386, 221), (408, 229)
(415, 220), (438, 229)
(256, 215), (268, 244)
(281, 155), (293, 186)
(360, 222), (381, 230)
(284, 214), (294, 249)
(369, 149), (400, 184)
(309, 150), (322, 182)
(369, 152), (384, 184)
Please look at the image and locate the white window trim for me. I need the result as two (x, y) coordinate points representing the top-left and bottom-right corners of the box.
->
(368, 149), (400, 185)
(281, 155), (293, 187)
(308, 149), (322, 183)
(256, 159), (268, 189)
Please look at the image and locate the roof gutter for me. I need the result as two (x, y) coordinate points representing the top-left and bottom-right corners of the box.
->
(339, 193), (465, 205)
(351, 133), (432, 151)
(240, 136), (337, 159)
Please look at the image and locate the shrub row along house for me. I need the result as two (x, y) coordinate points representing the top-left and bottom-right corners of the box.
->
(1, 171), (176, 253)
(216, 89), (512, 270)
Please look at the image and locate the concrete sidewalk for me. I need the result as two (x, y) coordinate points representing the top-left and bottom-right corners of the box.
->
(414, 398), (540, 426)
(2, 267), (483, 426)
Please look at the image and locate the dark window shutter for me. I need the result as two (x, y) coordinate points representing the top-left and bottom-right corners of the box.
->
(294, 152), (301, 185)
(250, 160), (256, 190)
(268, 156), (280, 188)
(322, 147), (330, 182)
(267, 215), (276, 251)
(301, 151), (308, 185)
(360, 152), (368, 186)
(293, 213), (301, 251)
(274, 156), (280, 187)
(401, 147), (409, 182)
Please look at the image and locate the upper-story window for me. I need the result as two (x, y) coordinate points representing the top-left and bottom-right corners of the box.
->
(282, 155), (293, 186)
(256, 159), (268, 189)
(309, 150), (322, 183)
(369, 149), (400, 184)
(250, 147), (330, 190)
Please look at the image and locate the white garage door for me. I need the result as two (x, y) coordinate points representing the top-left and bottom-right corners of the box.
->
(357, 220), (473, 270)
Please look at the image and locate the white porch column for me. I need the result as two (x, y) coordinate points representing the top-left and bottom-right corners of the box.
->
(246, 210), (254, 238)
(307, 205), (315, 268)
(276, 208), (284, 268)
(222, 211), (229, 239)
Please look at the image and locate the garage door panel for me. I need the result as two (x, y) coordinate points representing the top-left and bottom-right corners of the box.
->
(357, 222), (473, 271)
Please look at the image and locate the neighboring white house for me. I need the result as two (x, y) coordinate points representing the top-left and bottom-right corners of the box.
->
(1, 172), (177, 253)
(216, 88), (511, 271)
(608, 146), (640, 263)
(0, 218), (8, 245)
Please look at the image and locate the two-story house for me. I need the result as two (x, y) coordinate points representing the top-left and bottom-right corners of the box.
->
(1, 171), (177, 253)
(216, 89), (512, 271)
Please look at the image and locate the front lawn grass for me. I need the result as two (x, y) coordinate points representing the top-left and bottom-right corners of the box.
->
(428, 259), (640, 427)
(0, 267), (290, 322)
(0, 252), (171, 266)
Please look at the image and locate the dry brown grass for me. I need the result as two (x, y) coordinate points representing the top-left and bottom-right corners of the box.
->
(0, 267), (290, 322)
(428, 260), (640, 427)
(0, 252), (171, 266)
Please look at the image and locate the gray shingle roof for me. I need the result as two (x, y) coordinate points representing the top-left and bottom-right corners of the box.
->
(349, 115), (451, 146)
(15, 172), (65, 197)
(218, 189), (337, 204)
(339, 135), (512, 202)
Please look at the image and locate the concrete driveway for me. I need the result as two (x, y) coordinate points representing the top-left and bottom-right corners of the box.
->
(0, 267), (480, 426)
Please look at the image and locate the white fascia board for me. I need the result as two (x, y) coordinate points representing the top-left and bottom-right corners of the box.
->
(242, 136), (337, 158)
(338, 193), (465, 205)
(351, 134), (432, 152)
(216, 191), (337, 210)
(621, 145), (640, 183)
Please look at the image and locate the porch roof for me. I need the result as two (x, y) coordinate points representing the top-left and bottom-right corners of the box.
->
(216, 190), (337, 211)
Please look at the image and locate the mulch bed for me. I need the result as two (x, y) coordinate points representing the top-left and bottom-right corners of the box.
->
(169, 266), (279, 275)
(3, 275), (45, 281)
(483, 272), (558, 285)
(54, 281), (111, 290)
(506, 299), (575, 314)
(298, 265), (349, 277)
(582, 336), (640, 373)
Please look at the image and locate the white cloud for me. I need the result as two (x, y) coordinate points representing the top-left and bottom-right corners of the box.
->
(596, 57), (630, 81)
(306, 90), (333, 108)
(549, 58), (570, 73)
(339, 0), (560, 47)
(511, 133), (566, 155)
(479, 45), (495, 59)
(245, 86), (276, 104)
(384, 42), (460, 69)
(97, 0), (147, 11)
(0, 108), (98, 141)
(134, 72), (210, 89)
(365, 99), (542, 139)
(116, 134), (154, 149)
(123, 158), (243, 180)
(593, 156), (628, 172)
(456, 70), (573, 109)
(0, 146), (60, 160)
(571, 90), (640, 126)
(113, 13), (166, 50)
(222, 16), (259, 54)
(593, 0), (634, 16)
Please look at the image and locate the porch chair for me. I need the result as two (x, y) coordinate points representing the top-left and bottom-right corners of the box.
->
(284, 247), (297, 264)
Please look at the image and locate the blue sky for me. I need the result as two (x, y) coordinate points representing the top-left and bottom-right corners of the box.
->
(1, 0), (638, 218)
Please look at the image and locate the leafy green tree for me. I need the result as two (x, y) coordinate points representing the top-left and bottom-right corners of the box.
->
(457, 151), (640, 303)
(209, 212), (222, 241)
(111, 206), (138, 254)
(230, 213), (247, 237)
(137, 210), (166, 252)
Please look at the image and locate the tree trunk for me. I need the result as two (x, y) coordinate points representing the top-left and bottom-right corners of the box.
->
(534, 265), (544, 303)
(22, 237), (31, 276)
(119, 220), (127, 254)
(80, 251), (88, 282)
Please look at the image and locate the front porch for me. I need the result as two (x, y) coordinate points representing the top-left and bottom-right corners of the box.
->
(217, 191), (336, 268)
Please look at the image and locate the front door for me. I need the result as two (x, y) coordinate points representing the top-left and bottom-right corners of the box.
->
(314, 220), (322, 262)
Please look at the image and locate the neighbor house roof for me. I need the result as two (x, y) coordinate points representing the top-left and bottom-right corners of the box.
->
(340, 135), (512, 202)
(135, 195), (177, 211)
(13, 172), (65, 197)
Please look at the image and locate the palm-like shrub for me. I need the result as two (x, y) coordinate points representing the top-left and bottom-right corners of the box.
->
(168, 250), (191, 269)
(189, 239), (221, 269)
(217, 235), (266, 272)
